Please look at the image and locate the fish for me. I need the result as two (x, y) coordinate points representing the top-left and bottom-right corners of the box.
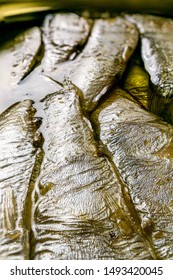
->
(0, 100), (42, 259)
(0, 15), (138, 114)
(0, 13), (91, 113)
(127, 14), (173, 98)
(0, 27), (41, 91)
(41, 13), (92, 71)
(31, 83), (153, 260)
(0, 22), (63, 113)
(1, 11), (173, 260)
(46, 16), (139, 112)
(91, 87), (173, 259)
(126, 14), (173, 123)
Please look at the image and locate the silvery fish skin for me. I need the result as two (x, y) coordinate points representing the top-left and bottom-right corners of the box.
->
(47, 17), (139, 112)
(127, 14), (173, 98)
(0, 27), (41, 91)
(123, 61), (150, 109)
(41, 13), (92, 71)
(0, 13), (91, 113)
(69, 17), (139, 111)
(0, 100), (41, 259)
(91, 88), (173, 259)
(31, 84), (153, 260)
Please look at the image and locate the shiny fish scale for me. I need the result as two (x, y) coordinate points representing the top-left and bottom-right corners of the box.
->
(0, 27), (41, 91)
(48, 17), (138, 111)
(69, 17), (138, 111)
(128, 14), (173, 98)
(0, 14), (91, 113)
(92, 88), (173, 259)
(1, 11), (173, 260)
(0, 100), (39, 259)
(41, 13), (92, 71)
(31, 85), (152, 260)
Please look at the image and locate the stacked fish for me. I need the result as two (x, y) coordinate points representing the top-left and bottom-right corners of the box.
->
(0, 13), (173, 260)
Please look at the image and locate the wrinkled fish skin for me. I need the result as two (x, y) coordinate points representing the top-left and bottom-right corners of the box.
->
(0, 27), (41, 90)
(48, 17), (139, 112)
(91, 88), (173, 259)
(123, 59), (150, 109)
(68, 17), (139, 112)
(41, 13), (92, 71)
(127, 14), (173, 98)
(0, 13), (91, 113)
(31, 84), (153, 260)
(0, 100), (41, 259)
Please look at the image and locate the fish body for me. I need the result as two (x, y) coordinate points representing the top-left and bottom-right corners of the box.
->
(41, 13), (92, 71)
(46, 17), (139, 111)
(128, 14), (173, 98)
(0, 100), (41, 259)
(0, 27), (41, 90)
(31, 84), (153, 260)
(92, 88), (173, 259)
(0, 11), (173, 260)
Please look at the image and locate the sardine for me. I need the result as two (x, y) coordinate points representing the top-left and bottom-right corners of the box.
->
(126, 14), (173, 123)
(31, 83), (153, 260)
(91, 87), (173, 259)
(0, 13), (91, 113)
(127, 14), (173, 98)
(0, 27), (41, 90)
(41, 13), (92, 71)
(46, 17), (139, 111)
(0, 100), (41, 259)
